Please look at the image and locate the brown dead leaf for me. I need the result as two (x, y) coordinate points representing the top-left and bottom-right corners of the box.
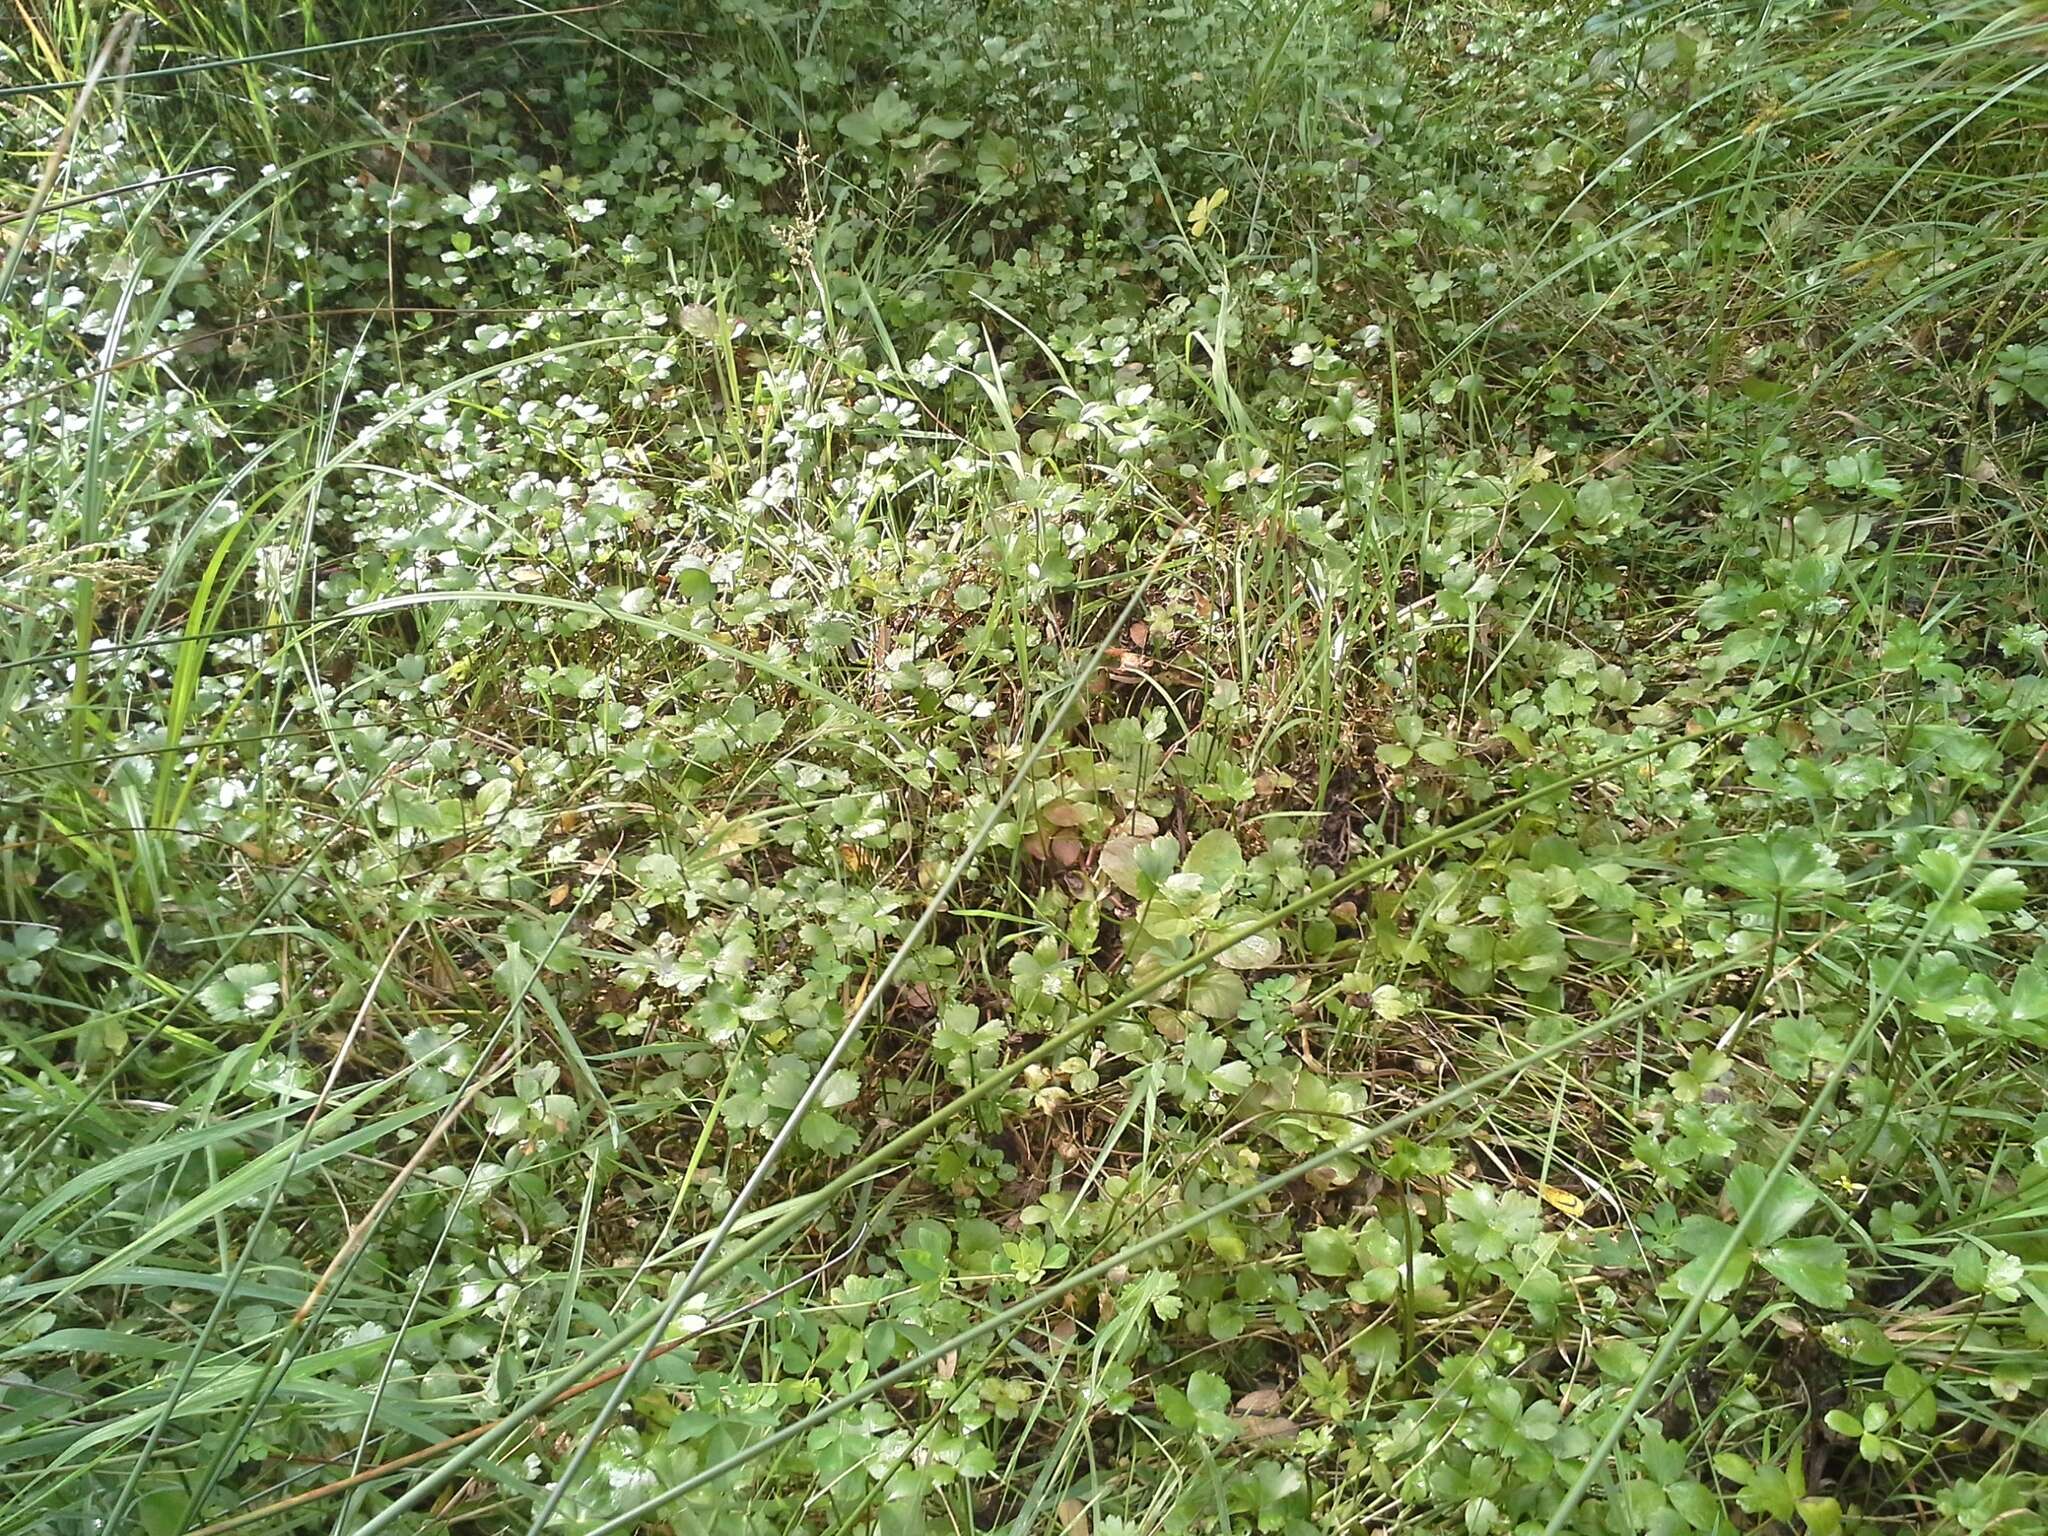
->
(1057, 1498), (1089, 1536)
(1231, 1414), (1300, 1443)
(1231, 1386), (1298, 1441)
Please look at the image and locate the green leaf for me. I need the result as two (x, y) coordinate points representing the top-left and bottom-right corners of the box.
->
(1173, 1369), (1237, 1439)
(1096, 834), (1148, 896)
(198, 963), (281, 1023)
(1952, 1241), (2024, 1301)
(974, 133), (1023, 190)
(1970, 864), (2027, 912)
(1669, 1482), (1720, 1530)
(1182, 829), (1244, 892)
(1711, 1453), (1755, 1485)
(1668, 1216), (1752, 1301)
(1884, 1363), (1937, 1431)
(1705, 831), (1844, 901)
(1136, 836), (1184, 894)
(1206, 1300), (1248, 1340)
(1799, 1495), (1845, 1536)
(137, 1490), (185, 1536)
(1758, 1236), (1852, 1307)
(1215, 926), (1281, 971)
(1593, 1339), (1649, 1382)
(2009, 961), (2048, 1026)
(1438, 1184), (1544, 1264)
(1822, 1318), (1895, 1365)
(1303, 1227), (1354, 1278)
(1734, 1456), (1804, 1521)
(674, 567), (715, 605)
(1186, 966), (1247, 1021)
(1901, 949), (2003, 1033)
(1155, 1381), (1196, 1433)
(837, 87), (917, 147)
(1520, 480), (1574, 536)
(1726, 1162), (1820, 1244)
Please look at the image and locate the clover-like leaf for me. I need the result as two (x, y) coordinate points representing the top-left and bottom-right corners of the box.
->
(1158, 1369), (1237, 1441)
(1705, 831), (1844, 901)
(199, 963), (282, 1023)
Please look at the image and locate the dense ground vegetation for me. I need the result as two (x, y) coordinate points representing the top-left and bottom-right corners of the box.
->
(3, 1), (2047, 1532)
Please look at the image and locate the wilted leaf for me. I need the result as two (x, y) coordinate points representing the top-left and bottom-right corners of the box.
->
(1216, 927), (1281, 970)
